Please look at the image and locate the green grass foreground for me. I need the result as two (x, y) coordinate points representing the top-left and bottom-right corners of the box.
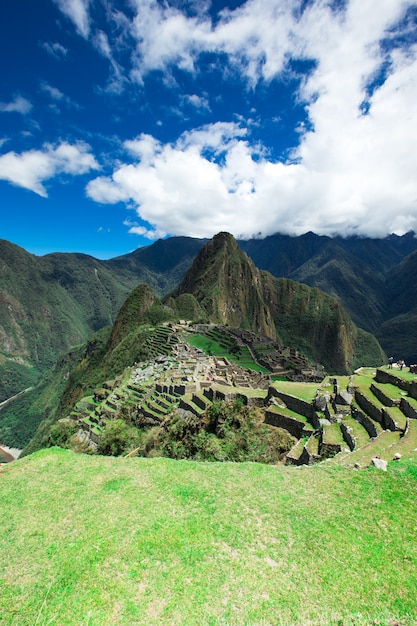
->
(1, 449), (417, 626)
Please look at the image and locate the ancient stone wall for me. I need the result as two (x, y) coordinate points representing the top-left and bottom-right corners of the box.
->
(354, 391), (383, 425)
(319, 441), (342, 459)
(381, 408), (397, 431)
(264, 408), (314, 439)
(370, 383), (396, 407)
(375, 369), (410, 391)
(267, 387), (320, 429)
(400, 397), (417, 419)
(351, 406), (378, 438)
(340, 422), (355, 451)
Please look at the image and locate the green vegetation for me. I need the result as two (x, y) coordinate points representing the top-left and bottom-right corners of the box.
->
(271, 380), (319, 402)
(138, 399), (294, 463)
(1, 447), (417, 625)
(187, 332), (269, 372)
(0, 356), (39, 404)
(0, 343), (87, 449)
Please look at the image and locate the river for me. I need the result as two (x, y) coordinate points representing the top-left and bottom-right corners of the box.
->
(0, 445), (22, 463)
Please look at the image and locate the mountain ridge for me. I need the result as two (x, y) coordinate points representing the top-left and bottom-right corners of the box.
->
(0, 229), (416, 406)
(16, 233), (385, 454)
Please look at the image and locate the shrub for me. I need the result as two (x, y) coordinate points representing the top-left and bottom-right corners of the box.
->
(143, 400), (295, 464)
(97, 419), (141, 456)
(49, 420), (78, 448)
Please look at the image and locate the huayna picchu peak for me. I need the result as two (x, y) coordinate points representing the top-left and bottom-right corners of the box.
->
(175, 232), (276, 339)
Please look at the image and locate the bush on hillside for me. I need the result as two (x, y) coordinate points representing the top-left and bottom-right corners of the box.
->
(97, 419), (141, 456)
(140, 399), (295, 463)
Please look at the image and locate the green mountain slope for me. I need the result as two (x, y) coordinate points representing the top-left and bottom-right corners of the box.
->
(174, 232), (384, 373)
(175, 232), (276, 339)
(1, 230), (415, 402)
(0, 241), (132, 399)
(288, 241), (386, 332)
(0, 238), (206, 402)
(18, 232), (386, 454)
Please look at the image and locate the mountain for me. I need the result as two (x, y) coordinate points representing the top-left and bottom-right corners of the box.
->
(172, 232), (383, 373)
(240, 231), (417, 362)
(17, 233), (385, 455)
(0, 238), (206, 402)
(174, 232), (276, 339)
(287, 240), (386, 332)
(1, 229), (416, 406)
(106, 236), (208, 293)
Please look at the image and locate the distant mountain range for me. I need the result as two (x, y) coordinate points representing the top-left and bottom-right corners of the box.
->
(0, 230), (416, 406)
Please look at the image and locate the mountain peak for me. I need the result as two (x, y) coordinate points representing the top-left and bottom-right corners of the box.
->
(176, 232), (276, 338)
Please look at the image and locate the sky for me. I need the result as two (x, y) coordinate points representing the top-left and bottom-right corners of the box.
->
(1, 0), (417, 258)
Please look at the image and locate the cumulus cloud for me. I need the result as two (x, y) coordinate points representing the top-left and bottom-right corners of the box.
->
(0, 142), (99, 197)
(125, 0), (313, 85)
(87, 36), (417, 240)
(0, 96), (32, 115)
(52, 0), (92, 38)
(82, 0), (417, 239)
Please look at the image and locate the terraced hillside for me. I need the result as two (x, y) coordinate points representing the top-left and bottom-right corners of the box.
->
(60, 320), (417, 468)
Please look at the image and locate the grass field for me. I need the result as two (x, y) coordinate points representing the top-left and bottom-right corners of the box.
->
(186, 333), (270, 373)
(270, 380), (319, 402)
(1, 448), (417, 625)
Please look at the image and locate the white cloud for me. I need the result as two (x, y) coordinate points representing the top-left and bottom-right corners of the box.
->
(53, 0), (92, 38)
(0, 142), (99, 197)
(123, 219), (164, 240)
(125, 0), (304, 85)
(41, 41), (68, 60)
(40, 82), (81, 110)
(0, 96), (32, 115)
(83, 0), (417, 239)
(41, 83), (65, 101)
(182, 94), (211, 112)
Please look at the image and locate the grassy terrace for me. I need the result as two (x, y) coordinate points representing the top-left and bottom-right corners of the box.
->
(378, 366), (417, 382)
(287, 437), (308, 459)
(372, 382), (408, 402)
(341, 415), (370, 449)
(330, 430), (400, 467)
(322, 422), (345, 445)
(270, 380), (319, 402)
(384, 406), (408, 430)
(186, 333), (270, 373)
(267, 403), (312, 424)
(1, 448), (417, 626)
(321, 375), (351, 389)
(305, 434), (319, 455)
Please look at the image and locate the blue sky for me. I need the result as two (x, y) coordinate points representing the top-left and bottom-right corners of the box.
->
(1, 0), (417, 258)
